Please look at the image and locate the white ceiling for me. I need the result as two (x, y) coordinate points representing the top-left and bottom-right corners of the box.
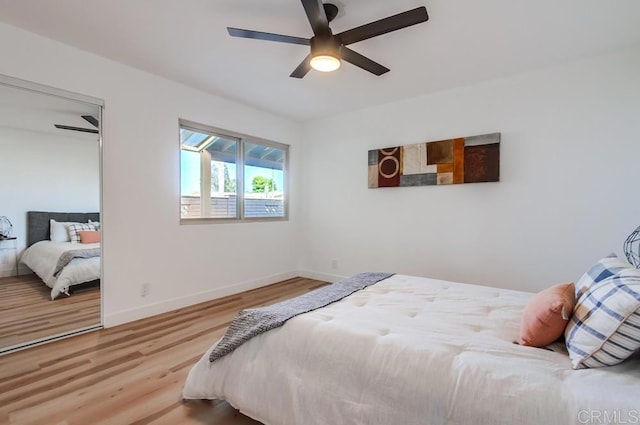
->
(1, 0), (639, 122)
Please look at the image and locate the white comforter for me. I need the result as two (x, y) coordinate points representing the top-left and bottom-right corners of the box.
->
(183, 274), (640, 425)
(20, 240), (100, 299)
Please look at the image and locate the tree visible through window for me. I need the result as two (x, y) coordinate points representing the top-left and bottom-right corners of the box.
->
(252, 176), (276, 193)
(180, 121), (288, 221)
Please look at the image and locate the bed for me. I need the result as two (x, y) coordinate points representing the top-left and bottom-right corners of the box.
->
(20, 211), (100, 299)
(183, 273), (640, 425)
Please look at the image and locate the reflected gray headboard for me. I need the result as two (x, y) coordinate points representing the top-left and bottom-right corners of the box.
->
(27, 211), (100, 247)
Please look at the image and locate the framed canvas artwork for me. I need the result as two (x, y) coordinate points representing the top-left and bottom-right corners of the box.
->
(368, 133), (500, 188)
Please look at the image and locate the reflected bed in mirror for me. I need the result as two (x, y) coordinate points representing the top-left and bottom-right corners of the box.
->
(21, 211), (100, 299)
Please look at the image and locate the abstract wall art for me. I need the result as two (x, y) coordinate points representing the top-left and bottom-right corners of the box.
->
(368, 133), (500, 188)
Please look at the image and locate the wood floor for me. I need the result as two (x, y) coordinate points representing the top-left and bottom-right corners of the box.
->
(0, 274), (100, 350)
(0, 276), (327, 425)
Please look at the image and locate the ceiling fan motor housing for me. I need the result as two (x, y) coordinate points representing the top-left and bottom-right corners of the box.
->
(310, 35), (341, 59)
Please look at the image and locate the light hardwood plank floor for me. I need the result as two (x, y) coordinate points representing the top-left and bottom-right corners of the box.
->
(0, 277), (327, 425)
(0, 274), (100, 350)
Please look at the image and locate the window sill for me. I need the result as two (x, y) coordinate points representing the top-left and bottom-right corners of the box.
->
(180, 216), (289, 225)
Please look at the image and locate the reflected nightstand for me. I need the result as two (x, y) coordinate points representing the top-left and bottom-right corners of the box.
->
(0, 236), (18, 277)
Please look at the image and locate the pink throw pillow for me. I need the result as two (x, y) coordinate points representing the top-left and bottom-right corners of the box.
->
(78, 230), (100, 244)
(519, 282), (576, 347)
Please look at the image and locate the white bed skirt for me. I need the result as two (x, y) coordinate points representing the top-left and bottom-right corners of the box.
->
(20, 240), (100, 299)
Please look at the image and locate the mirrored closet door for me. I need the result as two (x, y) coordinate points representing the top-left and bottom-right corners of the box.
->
(0, 75), (103, 354)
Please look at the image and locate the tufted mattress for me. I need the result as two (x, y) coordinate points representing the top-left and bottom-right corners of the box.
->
(182, 274), (640, 425)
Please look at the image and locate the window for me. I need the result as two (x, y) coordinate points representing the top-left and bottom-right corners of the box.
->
(180, 120), (288, 221)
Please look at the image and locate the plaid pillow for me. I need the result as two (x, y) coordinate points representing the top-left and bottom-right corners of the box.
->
(565, 257), (640, 369)
(574, 253), (630, 299)
(67, 223), (98, 243)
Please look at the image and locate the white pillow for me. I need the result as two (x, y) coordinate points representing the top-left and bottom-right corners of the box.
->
(50, 219), (78, 242)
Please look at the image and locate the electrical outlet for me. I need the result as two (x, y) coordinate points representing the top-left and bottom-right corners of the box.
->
(331, 259), (338, 270)
(140, 282), (150, 297)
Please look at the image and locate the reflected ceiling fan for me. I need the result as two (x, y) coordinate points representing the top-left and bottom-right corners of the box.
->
(54, 115), (99, 134)
(227, 1), (429, 78)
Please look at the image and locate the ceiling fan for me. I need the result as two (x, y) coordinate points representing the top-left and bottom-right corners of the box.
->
(227, 1), (429, 78)
(54, 115), (99, 134)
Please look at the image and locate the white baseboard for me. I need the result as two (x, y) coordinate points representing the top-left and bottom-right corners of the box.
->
(104, 270), (299, 327)
(298, 269), (348, 283)
(0, 265), (36, 278)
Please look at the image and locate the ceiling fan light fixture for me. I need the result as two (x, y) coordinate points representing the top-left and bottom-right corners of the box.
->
(310, 54), (341, 72)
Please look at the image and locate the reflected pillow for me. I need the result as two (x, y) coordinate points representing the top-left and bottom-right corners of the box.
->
(78, 230), (100, 244)
(519, 282), (576, 347)
(67, 223), (96, 243)
(50, 219), (78, 243)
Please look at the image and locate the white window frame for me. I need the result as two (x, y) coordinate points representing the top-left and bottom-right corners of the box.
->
(179, 119), (289, 223)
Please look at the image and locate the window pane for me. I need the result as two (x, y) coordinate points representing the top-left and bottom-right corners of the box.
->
(208, 137), (238, 218)
(181, 127), (239, 219)
(180, 129), (210, 150)
(243, 142), (285, 218)
(180, 149), (201, 218)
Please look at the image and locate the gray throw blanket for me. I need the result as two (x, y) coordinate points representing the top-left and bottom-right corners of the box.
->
(209, 272), (394, 362)
(53, 247), (101, 277)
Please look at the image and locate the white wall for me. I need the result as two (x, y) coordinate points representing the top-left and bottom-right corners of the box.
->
(299, 46), (640, 292)
(0, 22), (303, 326)
(1, 18), (638, 328)
(0, 128), (99, 277)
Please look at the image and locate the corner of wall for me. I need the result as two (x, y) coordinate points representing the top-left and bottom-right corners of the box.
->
(298, 269), (348, 283)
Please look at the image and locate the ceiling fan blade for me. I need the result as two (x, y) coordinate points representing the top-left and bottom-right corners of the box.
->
(339, 47), (390, 76)
(301, 0), (330, 36)
(54, 124), (99, 134)
(337, 6), (429, 46)
(290, 54), (312, 78)
(82, 115), (99, 128)
(228, 27), (310, 46)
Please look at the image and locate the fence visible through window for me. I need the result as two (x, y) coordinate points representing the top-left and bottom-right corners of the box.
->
(181, 196), (284, 219)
